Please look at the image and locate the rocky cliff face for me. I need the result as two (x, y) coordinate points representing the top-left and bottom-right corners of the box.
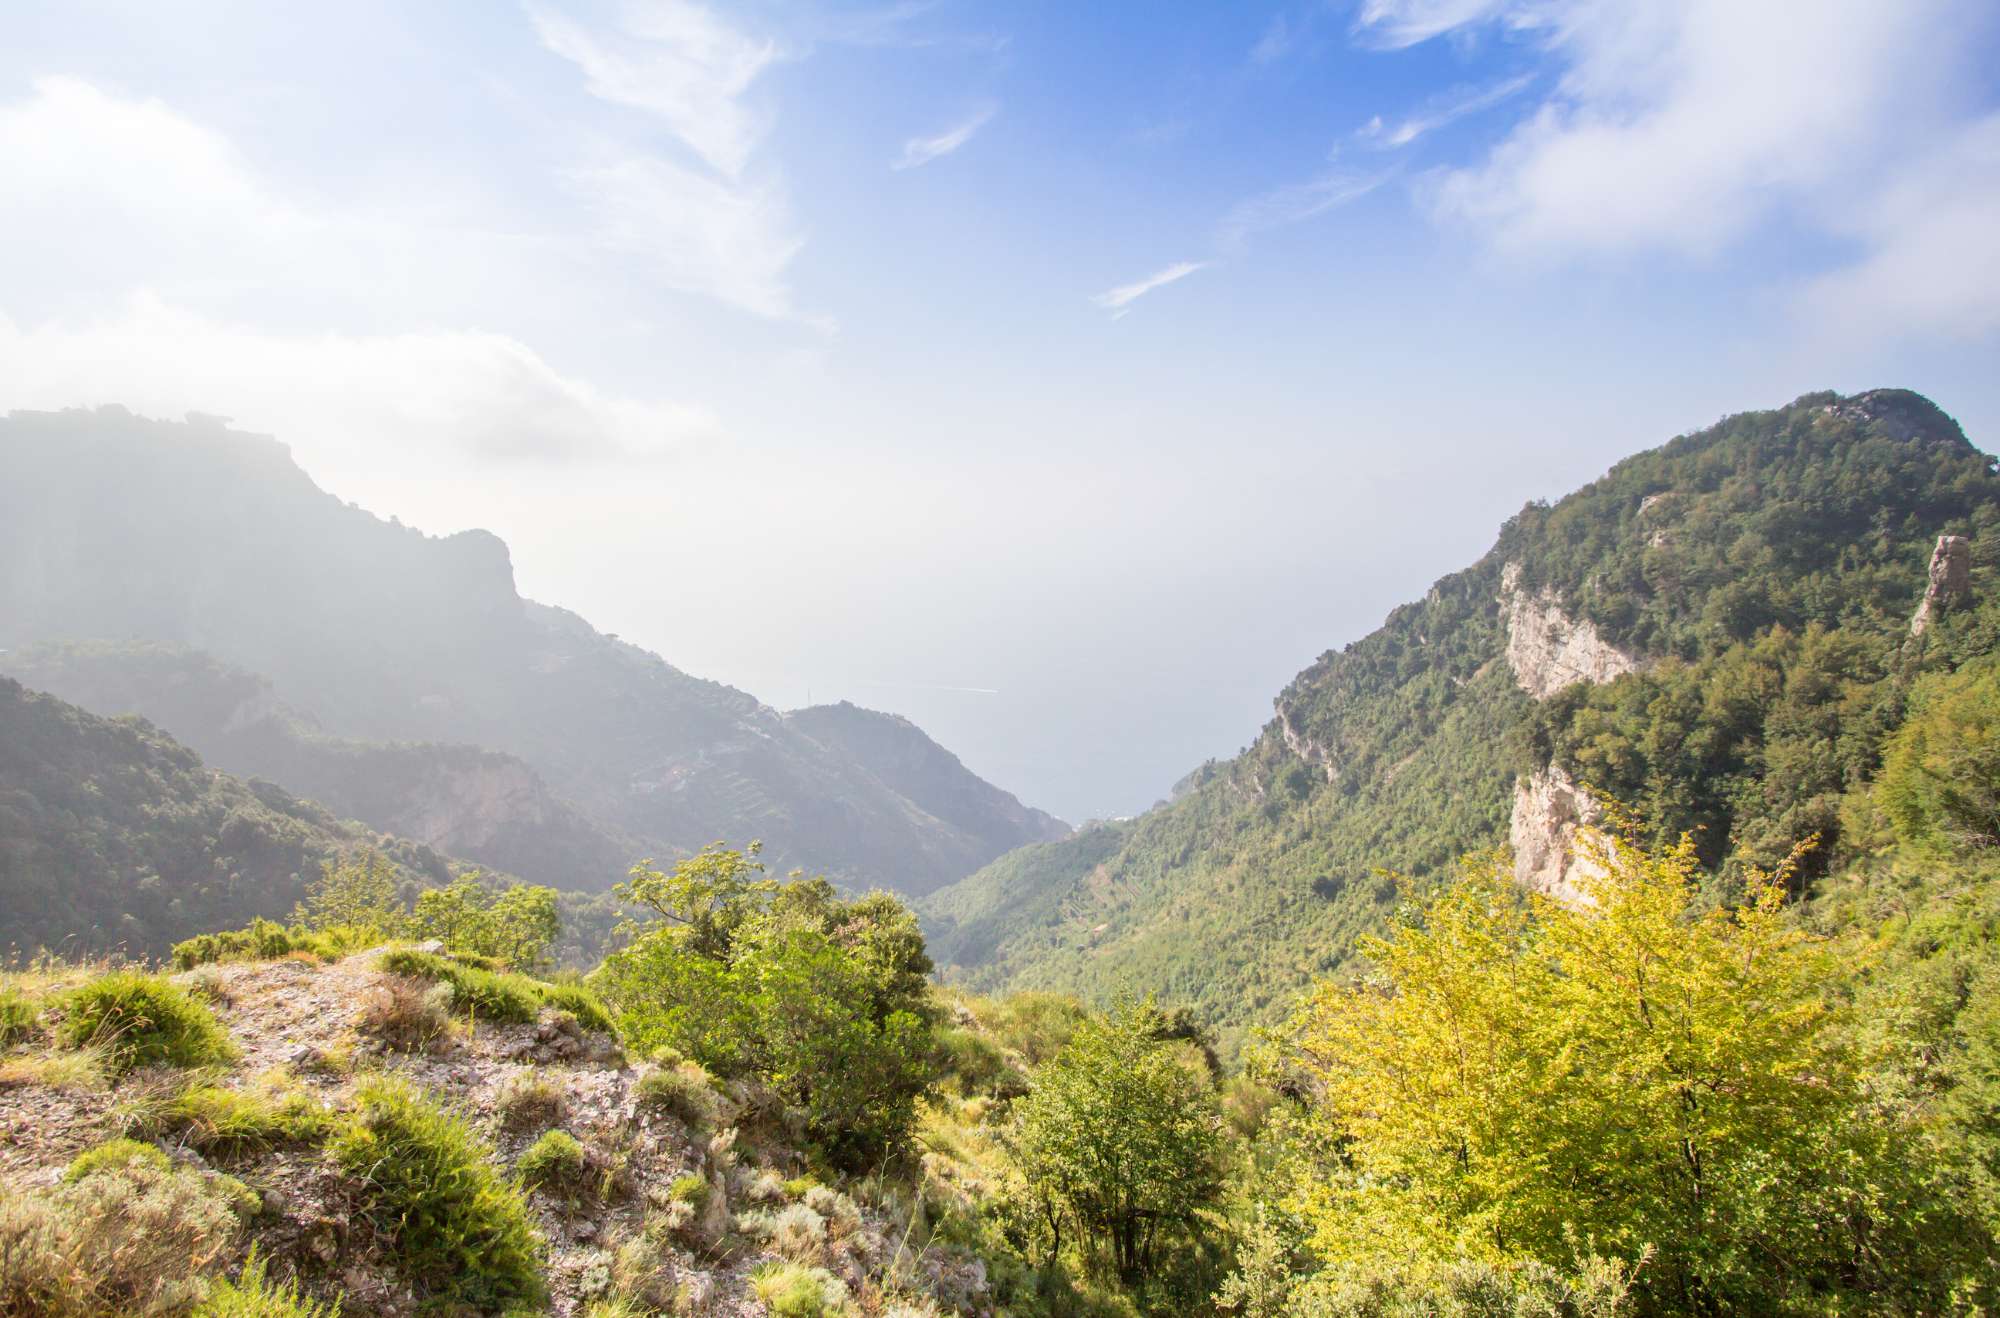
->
(1509, 763), (1605, 905)
(1499, 562), (1642, 699)
(1912, 534), (1973, 636)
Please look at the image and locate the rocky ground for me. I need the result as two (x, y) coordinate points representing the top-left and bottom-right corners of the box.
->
(0, 948), (995, 1316)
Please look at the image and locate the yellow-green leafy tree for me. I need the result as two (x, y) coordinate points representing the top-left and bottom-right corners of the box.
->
(1277, 830), (1992, 1313)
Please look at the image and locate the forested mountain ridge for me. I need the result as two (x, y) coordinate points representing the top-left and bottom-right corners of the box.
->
(0, 407), (1066, 896)
(1, 642), (641, 892)
(922, 389), (2000, 1043)
(0, 676), (459, 955)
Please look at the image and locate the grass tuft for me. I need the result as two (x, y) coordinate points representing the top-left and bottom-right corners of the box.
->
(330, 1077), (545, 1312)
(192, 1247), (343, 1316)
(56, 971), (236, 1075)
(377, 948), (615, 1033)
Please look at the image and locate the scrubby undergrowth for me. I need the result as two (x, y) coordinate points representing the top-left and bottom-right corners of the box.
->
(0, 942), (1038, 1317)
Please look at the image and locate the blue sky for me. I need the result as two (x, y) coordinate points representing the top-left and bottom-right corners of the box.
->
(4, 0), (1999, 822)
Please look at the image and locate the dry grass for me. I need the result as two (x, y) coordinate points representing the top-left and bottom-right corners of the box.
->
(356, 974), (453, 1053)
(0, 1045), (111, 1094)
(0, 1153), (242, 1315)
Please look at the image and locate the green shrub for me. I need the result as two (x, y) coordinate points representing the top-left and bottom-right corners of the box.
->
(377, 948), (614, 1033)
(634, 1062), (716, 1127)
(172, 919), (376, 970)
(330, 1077), (544, 1311)
(750, 1261), (847, 1317)
(2, 1150), (242, 1314)
(193, 1247), (343, 1316)
(0, 988), (38, 1045)
(516, 1129), (586, 1193)
(63, 1136), (171, 1183)
(666, 1171), (709, 1208)
(56, 972), (237, 1074)
(171, 1082), (331, 1157)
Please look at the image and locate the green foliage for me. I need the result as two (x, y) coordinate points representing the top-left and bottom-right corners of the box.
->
(295, 852), (409, 937)
(749, 1261), (849, 1317)
(924, 391), (2000, 1047)
(62, 1136), (171, 1183)
(666, 1171), (709, 1208)
(376, 947), (613, 1033)
(0, 988), (38, 1044)
(633, 1061), (717, 1127)
(411, 874), (561, 971)
(330, 1077), (544, 1311)
(1271, 834), (1994, 1313)
(515, 1128), (586, 1193)
(1011, 1000), (1224, 1280)
(57, 971), (236, 1075)
(1877, 656), (2000, 854)
(193, 1249), (342, 1318)
(0, 677), (447, 960)
(171, 918), (378, 969)
(169, 1080), (330, 1157)
(592, 847), (939, 1169)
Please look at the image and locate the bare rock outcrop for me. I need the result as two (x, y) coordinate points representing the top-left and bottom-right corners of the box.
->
(1275, 700), (1338, 783)
(1509, 763), (1605, 906)
(1911, 534), (1972, 637)
(1499, 562), (1642, 700)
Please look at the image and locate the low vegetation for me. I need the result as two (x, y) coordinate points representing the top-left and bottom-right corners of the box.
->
(55, 971), (236, 1074)
(328, 1077), (545, 1312)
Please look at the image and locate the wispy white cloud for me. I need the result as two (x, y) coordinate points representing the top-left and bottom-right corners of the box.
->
(530, 0), (817, 324)
(527, 0), (779, 179)
(893, 105), (997, 170)
(1352, 0), (1512, 50)
(1358, 74), (1532, 149)
(1218, 171), (1384, 251)
(1091, 261), (1207, 315)
(1250, 14), (1296, 64)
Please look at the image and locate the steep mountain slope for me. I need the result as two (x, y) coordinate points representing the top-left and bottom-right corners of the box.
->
(0, 407), (1067, 895)
(1, 642), (640, 891)
(783, 700), (1070, 852)
(922, 389), (2000, 1043)
(0, 677), (456, 956)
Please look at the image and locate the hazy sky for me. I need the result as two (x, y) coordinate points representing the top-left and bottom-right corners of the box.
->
(4, 1), (2000, 822)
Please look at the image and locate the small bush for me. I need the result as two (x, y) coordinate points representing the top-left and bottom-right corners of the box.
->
(330, 1078), (544, 1311)
(610, 1231), (677, 1310)
(181, 965), (234, 1007)
(192, 1247), (343, 1316)
(517, 1129), (587, 1193)
(635, 1062), (717, 1127)
(358, 975), (453, 1052)
(750, 1261), (848, 1317)
(0, 988), (39, 1045)
(171, 1080), (331, 1157)
(172, 920), (376, 970)
(63, 1136), (171, 1183)
(745, 1167), (788, 1205)
(0, 1151), (242, 1314)
(667, 1171), (710, 1208)
(767, 1203), (828, 1262)
(376, 949), (615, 1033)
(494, 1071), (568, 1132)
(57, 972), (237, 1074)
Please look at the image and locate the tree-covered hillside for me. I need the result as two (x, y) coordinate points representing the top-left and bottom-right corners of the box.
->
(3, 642), (642, 892)
(0, 407), (1066, 896)
(0, 677), (456, 956)
(922, 390), (2000, 1047)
